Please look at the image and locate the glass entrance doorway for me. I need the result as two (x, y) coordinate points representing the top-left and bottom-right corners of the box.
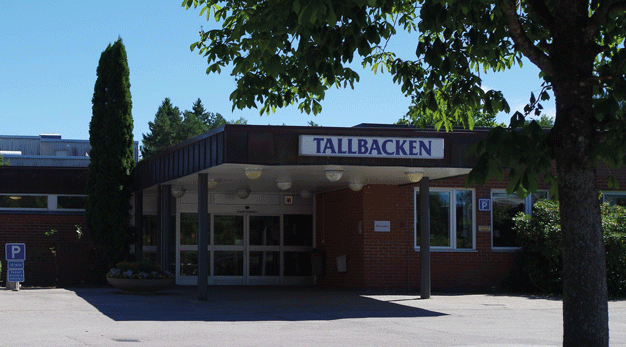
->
(176, 207), (313, 286)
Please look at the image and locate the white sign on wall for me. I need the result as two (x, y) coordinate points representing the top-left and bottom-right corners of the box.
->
(299, 135), (444, 159)
(374, 221), (391, 232)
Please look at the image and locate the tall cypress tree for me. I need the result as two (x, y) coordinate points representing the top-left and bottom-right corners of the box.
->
(86, 37), (135, 268)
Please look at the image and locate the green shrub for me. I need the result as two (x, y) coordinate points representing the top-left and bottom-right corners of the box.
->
(505, 200), (626, 297)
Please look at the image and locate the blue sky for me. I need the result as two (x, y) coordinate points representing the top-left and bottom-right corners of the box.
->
(1, 1), (553, 142)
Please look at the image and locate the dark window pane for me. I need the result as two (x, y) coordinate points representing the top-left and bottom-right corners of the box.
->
(284, 252), (312, 276)
(415, 192), (450, 247)
(180, 213), (198, 245)
(214, 215), (244, 245)
(57, 196), (87, 209)
(180, 251), (198, 276)
(455, 191), (473, 249)
(249, 216), (280, 246)
(492, 193), (525, 247)
(283, 214), (313, 246)
(142, 215), (158, 246)
(0, 195), (47, 209)
(249, 251), (279, 276)
(214, 251), (243, 276)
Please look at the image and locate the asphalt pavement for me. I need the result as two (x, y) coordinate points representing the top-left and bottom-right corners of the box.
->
(1, 286), (625, 346)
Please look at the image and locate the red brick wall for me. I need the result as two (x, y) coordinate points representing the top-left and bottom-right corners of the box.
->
(315, 189), (365, 288)
(312, 166), (626, 292)
(0, 213), (99, 287)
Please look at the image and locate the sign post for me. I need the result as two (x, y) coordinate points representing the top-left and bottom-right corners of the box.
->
(5, 243), (25, 291)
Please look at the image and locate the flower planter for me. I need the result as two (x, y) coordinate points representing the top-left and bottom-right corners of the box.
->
(107, 277), (173, 293)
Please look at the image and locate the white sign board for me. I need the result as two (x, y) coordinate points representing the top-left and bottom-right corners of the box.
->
(299, 135), (444, 159)
(374, 221), (391, 232)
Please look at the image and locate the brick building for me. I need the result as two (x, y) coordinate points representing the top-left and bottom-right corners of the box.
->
(2, 126), (624, 291)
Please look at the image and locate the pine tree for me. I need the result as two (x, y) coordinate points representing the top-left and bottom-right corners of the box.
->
(141, 98), (183, 158)
(142, 98), (246, 158)
(86, 37), (135, 268)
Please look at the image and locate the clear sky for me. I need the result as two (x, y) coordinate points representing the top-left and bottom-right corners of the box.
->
(1, 1), (553, 142)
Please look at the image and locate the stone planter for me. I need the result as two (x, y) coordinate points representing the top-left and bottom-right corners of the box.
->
(106, 277), (173, 293)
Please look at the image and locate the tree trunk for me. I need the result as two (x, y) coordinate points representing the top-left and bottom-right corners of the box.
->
(550, 1), (609, 344)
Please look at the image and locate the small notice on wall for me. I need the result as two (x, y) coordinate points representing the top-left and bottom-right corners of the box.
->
(478, 226), (491, 232)
(374, 221), (391, 232)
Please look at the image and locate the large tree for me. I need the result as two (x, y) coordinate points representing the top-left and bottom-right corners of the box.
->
(142, 97), (246, 158)
(141, 98), (184, 158)
(183, 0), (626, 345)
(86, 37), (135, 268)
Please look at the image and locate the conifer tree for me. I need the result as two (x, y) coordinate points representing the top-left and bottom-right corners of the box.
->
(141, 98), (183, 158)
(86, 37), (135, 268)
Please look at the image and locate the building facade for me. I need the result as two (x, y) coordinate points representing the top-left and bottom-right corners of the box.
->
(2, 127), (624, 290)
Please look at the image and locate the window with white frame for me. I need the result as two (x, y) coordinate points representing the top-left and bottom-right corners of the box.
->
(0, 194), (48, 209)
(0, 194), (87, 211)
(414, 188), (475, 250)
(602, 192), (626, 207)
(491, 190), (549, 248)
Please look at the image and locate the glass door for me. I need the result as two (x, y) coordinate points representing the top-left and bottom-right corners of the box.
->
(176, 209), (313, 285)
(248, 215), (281, 284)
(213, 215), (245, 284)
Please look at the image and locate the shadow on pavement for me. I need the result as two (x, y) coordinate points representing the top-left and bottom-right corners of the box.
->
(71, 286), (446, 322)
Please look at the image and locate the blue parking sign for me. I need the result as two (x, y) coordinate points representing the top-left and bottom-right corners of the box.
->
(5, 243), (26, 261)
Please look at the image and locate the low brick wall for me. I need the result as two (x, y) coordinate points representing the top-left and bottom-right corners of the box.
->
(0, 212), (100, 287)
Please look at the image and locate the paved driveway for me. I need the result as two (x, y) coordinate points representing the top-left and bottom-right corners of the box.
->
(1, 286), (625, 346)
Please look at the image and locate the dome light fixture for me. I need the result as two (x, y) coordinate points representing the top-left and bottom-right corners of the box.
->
(237, 186), (251, 199)
(325, 169), (343, 182)
(244, 167), (263, 180)
(348, 181), (364, 191)
(171, 185), (186, 198)
(276, 178), (292, 191)
(405, 170), (425, 183)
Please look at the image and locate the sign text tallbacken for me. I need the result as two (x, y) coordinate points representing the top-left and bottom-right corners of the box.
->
(299, 135), (444, 159)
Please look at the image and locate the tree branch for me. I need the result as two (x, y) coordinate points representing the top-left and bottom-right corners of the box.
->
(586, 1), (626, 43)
(500, 0), (554, 77)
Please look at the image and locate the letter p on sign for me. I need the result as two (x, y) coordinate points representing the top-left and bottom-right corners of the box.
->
(5, 243), (26, 261)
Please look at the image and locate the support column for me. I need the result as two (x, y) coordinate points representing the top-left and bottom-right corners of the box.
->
(420, 176), (431, 299)
(134, 191), (143, 261)
(197, 173), (209, 300)
(160, 185), (172, 273)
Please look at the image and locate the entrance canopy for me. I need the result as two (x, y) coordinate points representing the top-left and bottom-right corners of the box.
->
(132, 124), (487, 194)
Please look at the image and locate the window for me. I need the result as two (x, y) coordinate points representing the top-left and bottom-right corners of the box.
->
(57, 195), (87, 210)
(602, 192), (626, 207)
(491, 191), (548, 248)
(0, 194), (47, 209)
(415, 189), (475, 250)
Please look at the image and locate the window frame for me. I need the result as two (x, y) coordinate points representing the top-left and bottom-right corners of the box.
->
(602, 191), (626, 207)
(413, 188), (476, 251)
(55, 194), (88, 211)
(0, 194), (49, 210)
(490, 190), (549, 250)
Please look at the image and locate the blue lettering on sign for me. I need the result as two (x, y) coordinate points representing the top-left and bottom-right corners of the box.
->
(369, 139), (382, 155)
(304, 136), (442, 158)
(420, 140), (432, 156)
(313, 138), (324, 153)
(382, 139), (394, 155)
(358, 139), (368, 154)
(347, 139), (357, 154)
(395, 140), (408, 156)
(322, 138), (336, 154)
(336, 138), (347, 154)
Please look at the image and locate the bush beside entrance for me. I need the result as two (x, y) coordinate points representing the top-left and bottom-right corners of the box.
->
(504, 200), (626, 297)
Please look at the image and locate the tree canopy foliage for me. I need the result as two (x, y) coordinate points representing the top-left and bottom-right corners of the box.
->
(183, 0), (626, 344)
(141, 97), (246, 158)
(86, 37), (135, 269)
